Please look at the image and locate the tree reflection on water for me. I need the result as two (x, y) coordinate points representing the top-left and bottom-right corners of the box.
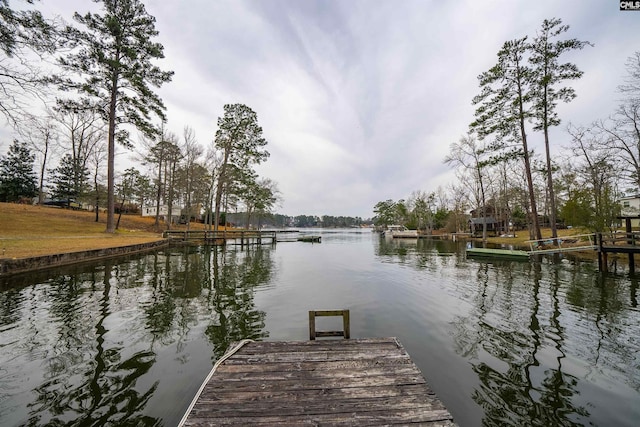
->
(451, 259), (638, 426)
(458, 263), (588, 426)
(24, 261), (162, 427)
(0, 244), (272, 426)
(205, 245), (270, 359)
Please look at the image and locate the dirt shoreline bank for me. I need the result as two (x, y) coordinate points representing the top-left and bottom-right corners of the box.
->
(0, 239), (169, 277)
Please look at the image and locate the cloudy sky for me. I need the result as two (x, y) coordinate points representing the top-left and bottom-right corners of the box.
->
(15, 0), (640, 217)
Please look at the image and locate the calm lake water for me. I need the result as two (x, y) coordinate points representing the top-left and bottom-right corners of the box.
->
(1, 229), (639, 426)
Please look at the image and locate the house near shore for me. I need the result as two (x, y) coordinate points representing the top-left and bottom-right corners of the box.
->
(469, 216), (499, 236)
(142, 204), (204, 224)
(469, 203), (509, 236)
(142, 204), (180, 224)
(620, 195), (640, 227)
(142, 204), (169, 217)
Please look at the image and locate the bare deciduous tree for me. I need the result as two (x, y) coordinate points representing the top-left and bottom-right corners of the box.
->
(445, 133), (489, 243)
(19, 113), (58, 204)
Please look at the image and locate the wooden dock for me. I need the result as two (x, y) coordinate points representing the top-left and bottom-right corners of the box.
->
(297, 235), (321, 243)
(597, 232), (640, 272)
(179, 338), (456, 426)
(466, 247), (530, 260)
(163, 230), (277, 246)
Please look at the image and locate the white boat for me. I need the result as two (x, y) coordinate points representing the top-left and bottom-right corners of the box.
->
(383, 225), (419, 238)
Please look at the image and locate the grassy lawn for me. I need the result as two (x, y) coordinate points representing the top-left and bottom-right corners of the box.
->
(0, 203), (214, 259)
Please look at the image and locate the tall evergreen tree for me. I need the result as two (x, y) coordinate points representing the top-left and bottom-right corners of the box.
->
(0, 0), (56, 124)
(49, 153), (90, 205)
(471, 37), (542, 240)
(56, 0), (173, 233)
(0, 139), (37, 202)
(213, 104), (269, 231)
(529, 18), (590, 240)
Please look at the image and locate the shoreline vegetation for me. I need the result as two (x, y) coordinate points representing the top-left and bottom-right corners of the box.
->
(0, 202), (630, 266)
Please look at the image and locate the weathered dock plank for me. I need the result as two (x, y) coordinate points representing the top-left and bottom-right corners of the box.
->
(180, 337), (456, 426)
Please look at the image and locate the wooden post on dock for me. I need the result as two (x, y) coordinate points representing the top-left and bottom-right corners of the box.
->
(597, 233), (609, 272)
(597, 233), (602, 272)
(626, 218), (635, 273)
(309, 309), (350, 340)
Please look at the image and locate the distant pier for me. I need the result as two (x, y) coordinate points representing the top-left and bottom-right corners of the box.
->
(163, 230), (277, 246)
(597, 216), (640, 273)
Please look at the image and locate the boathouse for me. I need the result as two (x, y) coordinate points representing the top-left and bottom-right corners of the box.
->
(469, 216), (498, 236)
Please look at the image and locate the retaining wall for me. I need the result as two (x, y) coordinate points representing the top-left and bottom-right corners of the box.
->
(0, 240), (169, 277)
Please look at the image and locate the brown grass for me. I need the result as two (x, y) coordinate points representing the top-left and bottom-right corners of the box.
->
(0, 203), (218, 259)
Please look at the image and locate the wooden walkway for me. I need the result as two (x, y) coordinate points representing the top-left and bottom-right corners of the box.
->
(597, 232), (640, 272)
(525, 233), (597, 255)
(180, 338), (456, 426)
(163, 230), (277, 246)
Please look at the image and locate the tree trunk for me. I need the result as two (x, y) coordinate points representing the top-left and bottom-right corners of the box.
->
(185, 186), (191, 231)
(166, 159), (176, 230)
(94, 168), (99, 222)
(207, 174), (215, 231)
(214, 163), (227, 231)
(478, 165), (488, 245)
(106, 108), (116, 233)
(38, 144), (47, 205)
(517, 91), (542, 241)
(105, 53), (120, 234)
(155, 157), (162, 229)
(116, 195), (126, 230)
(544, 124), (558, 241)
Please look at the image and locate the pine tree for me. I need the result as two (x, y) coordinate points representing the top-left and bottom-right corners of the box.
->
(213, 104), (269, 231)
(0, 140), (37, 202)
(529, 18), (590, 240)
(56, 0), (173, 232)
(471, 37), (542, 241)
(0, 0), (56, 123)
(49, 153), (90, 206)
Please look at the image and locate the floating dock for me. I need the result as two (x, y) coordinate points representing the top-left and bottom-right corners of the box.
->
(466, 247), (530, 260)
(179, 337), (456, 426)
(297, 235), (321, 243)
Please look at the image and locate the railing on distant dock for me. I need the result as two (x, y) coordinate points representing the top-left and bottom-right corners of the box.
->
(163, 230), (277, 246)
(598, 231), (640, 248)
(525, 233), (597, 254)
(597, 231), (640, 273)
